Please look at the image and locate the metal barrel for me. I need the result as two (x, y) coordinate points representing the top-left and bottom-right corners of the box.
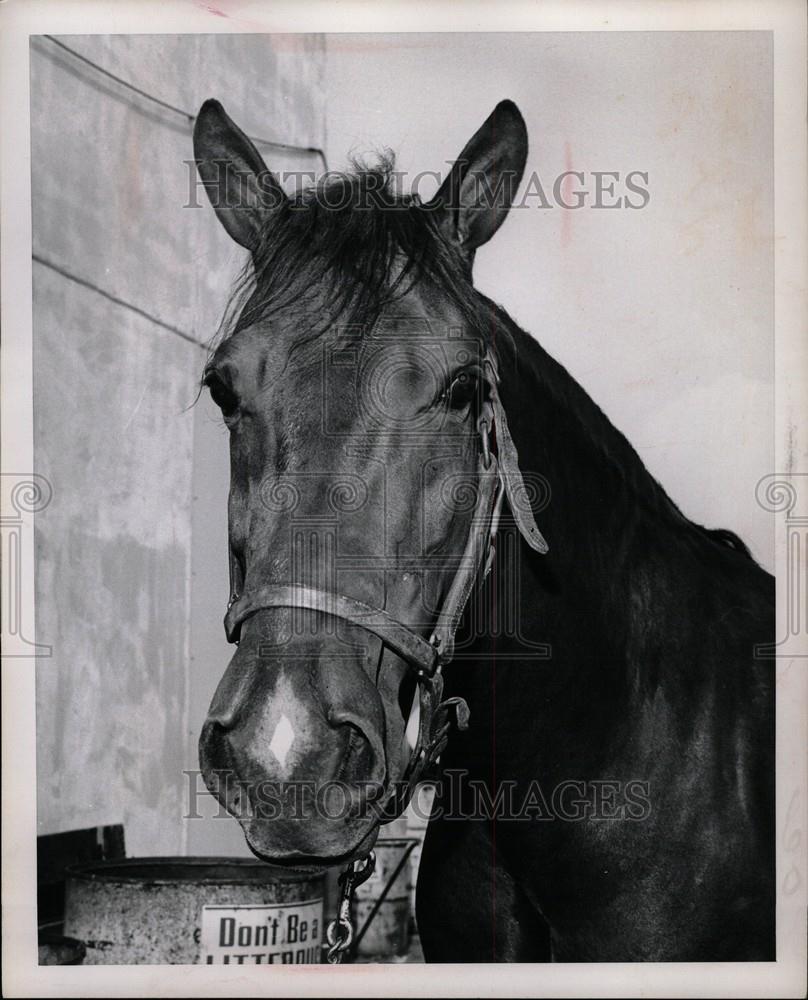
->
(353, 838), (417, 960)
(63, 857), (324, 965)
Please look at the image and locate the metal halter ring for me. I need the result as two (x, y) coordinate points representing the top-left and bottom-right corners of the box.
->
(479, 417), (491, 470)
(477, 401), (495, 470)
(325, 914), (353, 961)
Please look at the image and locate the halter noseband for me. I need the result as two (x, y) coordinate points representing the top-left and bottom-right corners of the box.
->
(222, 349), (548, 809)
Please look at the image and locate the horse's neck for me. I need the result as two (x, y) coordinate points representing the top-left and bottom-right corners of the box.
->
(446, 312), (775, 951)
(498, 321), (684, 641)
(469, 315), (765, 766)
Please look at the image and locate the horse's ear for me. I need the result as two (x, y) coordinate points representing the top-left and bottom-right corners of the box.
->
(193, 99), (287, 252)
(428, 100), (528, 252)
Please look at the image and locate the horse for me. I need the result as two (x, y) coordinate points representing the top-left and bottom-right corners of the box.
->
(192, 98), (775, 962)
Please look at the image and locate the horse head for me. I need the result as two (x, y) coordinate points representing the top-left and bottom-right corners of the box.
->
(194, 99), (544, 868)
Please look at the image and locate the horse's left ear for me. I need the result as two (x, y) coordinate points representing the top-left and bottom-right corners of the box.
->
(428, 100), (528, 252)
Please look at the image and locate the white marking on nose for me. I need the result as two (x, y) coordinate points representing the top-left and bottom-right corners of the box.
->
(269, 714), (295, 769)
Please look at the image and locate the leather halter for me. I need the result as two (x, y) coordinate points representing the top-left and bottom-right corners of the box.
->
(222, 349), (548, 811)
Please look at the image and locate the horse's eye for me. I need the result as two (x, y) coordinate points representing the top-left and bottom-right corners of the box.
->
(445, 371), (479, 411)
(205, 373), (239, 417)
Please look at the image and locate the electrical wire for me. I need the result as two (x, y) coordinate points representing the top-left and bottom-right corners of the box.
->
(33, 253), (209, 352)
(41, 34), (328, 172)
(31, 39), (331, 351)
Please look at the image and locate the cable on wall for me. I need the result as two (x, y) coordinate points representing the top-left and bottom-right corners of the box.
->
(41, 34), (329, 172)
(33, 253), (209, 352)
(31, 38), (331, 351)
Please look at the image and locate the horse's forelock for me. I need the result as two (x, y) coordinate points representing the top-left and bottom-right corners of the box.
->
(213, 156), (485, 349)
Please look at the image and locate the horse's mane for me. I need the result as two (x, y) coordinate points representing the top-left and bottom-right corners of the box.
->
(216, 156), (483, 346)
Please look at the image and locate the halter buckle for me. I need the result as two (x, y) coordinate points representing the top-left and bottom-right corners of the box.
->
(424, 632), (450, 676)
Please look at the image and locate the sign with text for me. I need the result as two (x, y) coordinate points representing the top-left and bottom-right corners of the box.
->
(200, 899), (323, 964)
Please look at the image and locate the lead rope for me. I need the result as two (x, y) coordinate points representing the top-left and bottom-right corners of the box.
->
(325, 852), (376, 964)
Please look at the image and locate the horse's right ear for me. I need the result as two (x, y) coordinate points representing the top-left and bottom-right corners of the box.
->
(193, 99), (287, 252)
(428, 100), (528, 253)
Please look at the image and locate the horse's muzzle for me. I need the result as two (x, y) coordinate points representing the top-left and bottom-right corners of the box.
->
(198, 608), (389, 862)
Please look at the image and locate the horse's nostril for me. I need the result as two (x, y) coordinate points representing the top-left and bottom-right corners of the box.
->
(329, 712), (386, 793)
(208, 707), (240, 732)
(341, 724), (374, 780)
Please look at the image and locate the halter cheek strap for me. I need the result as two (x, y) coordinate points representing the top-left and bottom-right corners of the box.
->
(372, 446), (501, 814)
(423, 448), (502, 667)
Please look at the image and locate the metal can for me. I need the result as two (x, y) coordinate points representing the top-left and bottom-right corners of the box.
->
(64, 856), (324, 965)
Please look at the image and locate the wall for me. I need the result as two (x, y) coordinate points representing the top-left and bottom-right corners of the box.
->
(325, 32), (774, 569)
(32, 34), (325, 856)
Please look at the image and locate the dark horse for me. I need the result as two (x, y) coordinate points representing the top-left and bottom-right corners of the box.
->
(193, 99), (774, 962)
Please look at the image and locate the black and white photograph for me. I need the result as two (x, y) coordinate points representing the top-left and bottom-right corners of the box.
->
(1, 1), (806, 996)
